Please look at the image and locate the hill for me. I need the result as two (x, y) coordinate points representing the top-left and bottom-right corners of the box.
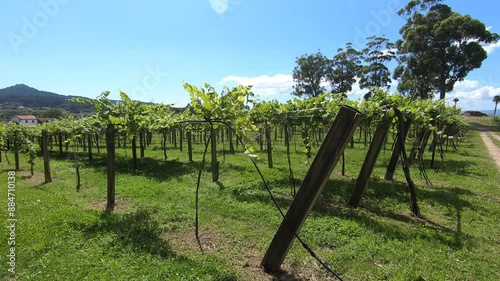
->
(0, 84), (94, 111)
(0, 84), (95, 120)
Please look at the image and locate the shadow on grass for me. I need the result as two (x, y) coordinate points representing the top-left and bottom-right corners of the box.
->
(231, 173), (479, 249)
(469, 122), (500, 133)
(71, 208), (176, 258)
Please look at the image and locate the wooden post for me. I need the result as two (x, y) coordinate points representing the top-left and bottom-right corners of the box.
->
(132, 135), (138, 170)
(42, 130), (52, 183)
(384, 120), (411, 181)
(82, 134), (87, 151)
(187, 130), (193, 163)
(259, 128), (264, 152)
(95, 133), (100, 154)
(409, 129), (430, 165)
(139, 131), (145, 159)
(261, 106), (361, 272)
(179, 127), (183, 152)
(58, 133), (63, 157)
(173, 129), (177, 148)
(162, 129), (168, 159)
(349, 118), (390, 208)
(265, 123), (273, 168)
(87, 133), (93, 162)
(211, 126), (219, 182)
(106, 124), (116, 207)
(228, 129), (235, 154)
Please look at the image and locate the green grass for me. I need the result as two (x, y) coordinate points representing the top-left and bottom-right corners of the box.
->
(1, 126), (499, 280)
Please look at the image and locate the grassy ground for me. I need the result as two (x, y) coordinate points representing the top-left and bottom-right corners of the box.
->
(1, 124), (499, 280)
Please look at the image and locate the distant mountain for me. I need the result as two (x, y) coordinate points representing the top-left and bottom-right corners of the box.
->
(0, 84), (94, 112)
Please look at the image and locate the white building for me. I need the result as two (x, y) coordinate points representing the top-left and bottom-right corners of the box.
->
(11, 115), (39, 126)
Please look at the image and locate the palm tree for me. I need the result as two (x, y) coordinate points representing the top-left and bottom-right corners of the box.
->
(453, 97), (459, 106)
(494, 95), (500, 116)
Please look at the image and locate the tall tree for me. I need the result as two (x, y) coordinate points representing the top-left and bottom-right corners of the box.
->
(292, 51), (328, 97)
(396, 2), (499, 100)
(393, 41), (435, 98)
(327, 43), (362, 94)
(358, 35), (395, 92)
(493, 95), (500, 116)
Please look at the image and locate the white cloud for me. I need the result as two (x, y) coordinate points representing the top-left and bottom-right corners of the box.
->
(221, 74), (294, 96)
(483, 41), (500, 54)
(448, 79), (500, 110)
(220, 73), (373, 101)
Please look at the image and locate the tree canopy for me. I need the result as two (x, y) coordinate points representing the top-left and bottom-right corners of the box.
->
(396, 3), (499, 99)
(358, 35), (395, 92)
(292, 51), (328, 97)
(327, 43), (362, 94)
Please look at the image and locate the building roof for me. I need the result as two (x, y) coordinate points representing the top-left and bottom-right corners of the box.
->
(14, 115), (38, 120)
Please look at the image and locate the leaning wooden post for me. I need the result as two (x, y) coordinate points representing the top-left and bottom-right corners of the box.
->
(261, 106), (361, 273)
(106, 124), (116, 207)
(42, 130), (52, 183)
(349, 116), (391, 208)
(384, 120), (411, 181)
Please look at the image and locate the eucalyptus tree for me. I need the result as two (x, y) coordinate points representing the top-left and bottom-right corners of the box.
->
(396, 0), (499, 100)
(292, 51), (329, 97)
(358, 35), (395, 93)
(327, 43), (362, 94)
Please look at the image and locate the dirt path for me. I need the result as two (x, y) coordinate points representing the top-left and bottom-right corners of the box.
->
(469, 124), (500, 169)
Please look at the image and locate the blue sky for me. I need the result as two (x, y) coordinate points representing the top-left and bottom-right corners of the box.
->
(2, 0), (500, 111)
